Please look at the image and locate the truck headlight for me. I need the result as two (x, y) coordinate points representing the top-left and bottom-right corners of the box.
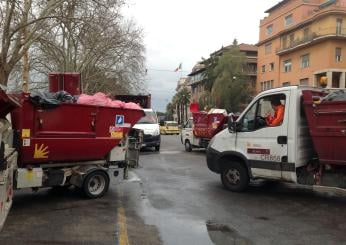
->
(152, 129), (160, 136)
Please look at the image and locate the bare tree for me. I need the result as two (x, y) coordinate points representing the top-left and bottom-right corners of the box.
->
(0, 0), (67, 87)
(31, 0), (146, 94)
(0, 0), (145, 95)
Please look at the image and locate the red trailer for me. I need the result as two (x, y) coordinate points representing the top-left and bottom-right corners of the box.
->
(0, 89), (144, 203)
(11, 93), (143, 166)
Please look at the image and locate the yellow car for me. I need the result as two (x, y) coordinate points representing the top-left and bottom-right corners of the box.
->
(160, 121), (180, 135)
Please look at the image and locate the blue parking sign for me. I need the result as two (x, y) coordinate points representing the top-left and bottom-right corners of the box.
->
(116, 115), (124, 125)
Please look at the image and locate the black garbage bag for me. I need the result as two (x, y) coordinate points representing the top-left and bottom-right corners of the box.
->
(29, 91), (60, 109)
(322, 90), (346, 102)
(55, 90), (75, 103)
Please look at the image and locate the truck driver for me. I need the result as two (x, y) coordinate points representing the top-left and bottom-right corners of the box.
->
(266, 97), (285, 127)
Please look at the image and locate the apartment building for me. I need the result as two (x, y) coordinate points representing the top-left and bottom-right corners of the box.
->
(188, 62), (207, 104)
(188, 43), (258, 104)
(257, 0), (346, 92)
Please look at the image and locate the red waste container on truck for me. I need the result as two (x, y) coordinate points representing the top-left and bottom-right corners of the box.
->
(192, 109), (228, 139)
(302, 90), (346, 166)
(10, 93), (144, 166)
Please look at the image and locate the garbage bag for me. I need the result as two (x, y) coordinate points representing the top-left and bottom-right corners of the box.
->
(322, 90), (346, 102)
(77, 93), (126, 108)
(55, 90), (75, 103)
(124, 102), (141, 110)
(29, 91), (60, 109)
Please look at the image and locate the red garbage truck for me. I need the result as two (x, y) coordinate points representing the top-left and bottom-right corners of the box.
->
(0, 84), (144, 230)
(181, 109), (229, 151)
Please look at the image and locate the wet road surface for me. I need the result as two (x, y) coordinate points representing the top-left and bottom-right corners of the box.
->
(0, 135), (346, 245)
(122, 135), (346, 245)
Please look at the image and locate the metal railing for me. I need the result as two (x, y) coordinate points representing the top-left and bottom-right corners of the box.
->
(277, 27), (346, 53)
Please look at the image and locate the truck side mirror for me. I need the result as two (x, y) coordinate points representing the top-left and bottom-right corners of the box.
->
(227, 117), (235, 132)
(227, 116), (241, 133)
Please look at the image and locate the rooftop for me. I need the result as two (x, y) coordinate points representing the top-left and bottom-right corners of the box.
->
(265, 0), (290, 13)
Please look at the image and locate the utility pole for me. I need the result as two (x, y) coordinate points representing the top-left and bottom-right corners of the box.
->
(22, 0), (30, 93)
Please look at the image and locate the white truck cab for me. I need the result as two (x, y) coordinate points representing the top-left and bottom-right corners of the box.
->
(207, 86), (316, 191)
(181, 118), (210, 152)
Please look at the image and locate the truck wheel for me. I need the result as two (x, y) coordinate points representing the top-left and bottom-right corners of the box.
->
(155, 145), (160, 151)
(185, 140), (192, 152)
(83, 170), (110, 198)
(221, 162), (249, 192)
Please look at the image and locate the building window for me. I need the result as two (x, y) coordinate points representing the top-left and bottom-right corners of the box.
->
(337, 18), (343, 35)
(301, 54), (310, 68)
(269, 63), (274, 71)
(282, 82), (291, 87)
(281, 35), (288, 49)
(267, 24), (273, 35)
(265, 43), (272, 54)
(300, 78), (309, 86)
(303, 28), (310, 41)
(285, 14), (293, 27)
(261, 65), (266, 73)
(283, 59), (292, 72)
(336, 47), (342, 62)
(289, 33), (295, 47)
(261, 80), (274, 91)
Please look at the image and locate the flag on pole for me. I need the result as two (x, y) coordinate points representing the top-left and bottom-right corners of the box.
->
(174, 63), (182, 72)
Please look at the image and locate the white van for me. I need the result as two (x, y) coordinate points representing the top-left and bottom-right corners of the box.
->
(133, 108), (161, 151)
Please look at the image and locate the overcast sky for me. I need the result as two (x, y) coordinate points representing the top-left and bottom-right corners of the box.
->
(123, 0), (279, 111)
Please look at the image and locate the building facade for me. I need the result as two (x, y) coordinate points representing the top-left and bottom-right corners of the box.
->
(188, 62), (207, 104)
(188, 43), (258, 106)
(257, 0), (346, 92)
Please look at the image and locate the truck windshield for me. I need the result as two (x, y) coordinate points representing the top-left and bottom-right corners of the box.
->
(138, 111), (157, 124)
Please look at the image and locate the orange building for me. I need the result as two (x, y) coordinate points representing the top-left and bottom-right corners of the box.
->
(257, 0), (346, 92)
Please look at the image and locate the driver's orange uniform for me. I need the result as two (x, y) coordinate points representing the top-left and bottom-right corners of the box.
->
(266, 104), (285, 126)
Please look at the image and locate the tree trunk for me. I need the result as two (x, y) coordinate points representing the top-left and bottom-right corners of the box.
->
(177, 104), (180, 124)
(185, 103), (188, 122)
(181, 103), (184, 124)
(0, 65), (10, 87)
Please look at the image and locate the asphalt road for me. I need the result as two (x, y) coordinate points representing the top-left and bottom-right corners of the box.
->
(0, 135), (346, 245)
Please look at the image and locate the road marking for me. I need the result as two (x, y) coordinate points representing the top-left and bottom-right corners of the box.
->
(159, 150), (183, 154)
(118, 207), (129, 245)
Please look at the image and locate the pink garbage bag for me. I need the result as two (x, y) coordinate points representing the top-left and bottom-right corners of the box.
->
(77, 94), (96, 105)
(124, 102), (141, 110)
(109, 100), (125, 108)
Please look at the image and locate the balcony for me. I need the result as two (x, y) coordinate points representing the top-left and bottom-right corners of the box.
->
(277, 27), (346, 55)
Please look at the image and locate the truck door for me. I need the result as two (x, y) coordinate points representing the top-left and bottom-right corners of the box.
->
(235, 92), (290, 179)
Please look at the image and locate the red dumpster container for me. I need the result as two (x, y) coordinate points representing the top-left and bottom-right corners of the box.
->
(193, 109), (228, 139)
(49, 72), (81, 96)
(10, 93), (144, 166)
(302, 90), (346, 166)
